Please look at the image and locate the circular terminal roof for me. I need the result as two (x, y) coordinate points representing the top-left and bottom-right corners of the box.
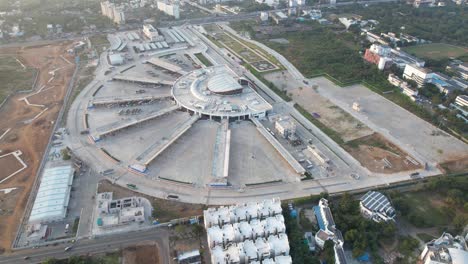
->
(207, 73), (242, 94)
(171, 65), (272, 118)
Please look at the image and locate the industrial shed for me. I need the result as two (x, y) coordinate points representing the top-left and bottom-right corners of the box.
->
(29, 165), (74, 223)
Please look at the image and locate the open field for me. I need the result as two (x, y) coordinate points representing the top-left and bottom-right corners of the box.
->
(0, 55), (36, 103)
(311, 77), (468, 165)
(0, 153), (24, 182)
(403, 43), (468, 60)
(265, 71), (373, 142)
(0, 188), (23, 217)
(123, 242), (160, 264)
(0, 42), (76, 253)
(344, 133), (422, 174)
(396, 192), (452, 228)
(97, 180), (204, 223)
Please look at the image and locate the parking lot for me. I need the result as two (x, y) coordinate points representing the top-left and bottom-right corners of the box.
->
(148, 120), (219, 186)
(228, 121), (298, 187)
(311, 77), (468, 165)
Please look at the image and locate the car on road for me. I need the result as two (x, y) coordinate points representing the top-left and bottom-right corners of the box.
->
(23, 256), (30, 260)
(64, 246), (73, 252)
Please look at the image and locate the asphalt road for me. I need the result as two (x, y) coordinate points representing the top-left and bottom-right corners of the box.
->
(0, 228), (170, 264)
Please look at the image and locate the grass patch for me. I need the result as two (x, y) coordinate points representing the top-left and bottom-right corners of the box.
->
(394, 192), (450, 228)
(299, 209), (317, 231)
(0, 56), (36, 103)
(72, 217), (80, 234)
(194, 53), (213, 67)
(403, 43), (468, 60)
(89, 34), (109, 50)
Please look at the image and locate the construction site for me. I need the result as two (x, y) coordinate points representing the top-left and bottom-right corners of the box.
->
(0, 42), (76, 252)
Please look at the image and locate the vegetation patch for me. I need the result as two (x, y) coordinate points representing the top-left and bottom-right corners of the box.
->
(0, 56), (36, 103)
(194, 53), (213, 67)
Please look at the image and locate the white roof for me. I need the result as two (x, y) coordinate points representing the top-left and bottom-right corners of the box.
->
(275, 255), (293, 264)
(109, 54), (124, 65)
(448, 248), (468, 264)
(237, 221), (253, 239)
(211, 246), (225, 264)
(268, 233), (290, 256)
(207, 226), (223, 246)
(242, 240), (258, 260)
(264, 215), (286, 235)
(207, 73), (242, 93)
(29, 165), (74, 223)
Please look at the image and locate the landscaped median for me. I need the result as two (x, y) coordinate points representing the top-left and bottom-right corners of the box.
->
(194, 53), (213, 67)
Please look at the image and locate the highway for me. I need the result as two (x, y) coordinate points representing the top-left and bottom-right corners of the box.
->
(0, 228), (170, 264)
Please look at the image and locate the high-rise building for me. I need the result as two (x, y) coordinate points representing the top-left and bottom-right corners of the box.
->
(157, 0), (180, 19)
(100, 1), (126, 24)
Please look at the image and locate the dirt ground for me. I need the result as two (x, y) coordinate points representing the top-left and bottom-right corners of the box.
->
(97, 180), (204, 223)
(0, 154), (23, 181)
(0, 188), (23, 217)
(264, 71), (373, 142)
(439, 157), (468, 174)
(0, 42), (75, 253)
(344, 133), (422, 173)
(122, 242), (161, 264)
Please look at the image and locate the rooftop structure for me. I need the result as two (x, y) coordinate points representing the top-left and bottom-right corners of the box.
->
(403, 64), (434, 87)
(420, 232), (468, 264)
(363, 44), (392, 70)
(204, 198), (291, 264)
(172, 65), (272, 119)
(275, 116), (296, 140)
(455, 95), (468, 108)
(388, 74), (418, 100)
(29, 165), (74, 223)
(96, 192), (149, 227)
(359, 191), (396, 222)
(143, 24), (164, 42)
(314, 198), (345, 259)
(177, 249), (201, 264)
(109, 54), (124, 65)
(429, 73), (468, 94)
(446, 62), (468, 80)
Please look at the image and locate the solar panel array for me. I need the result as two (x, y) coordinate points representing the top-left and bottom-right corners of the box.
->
(360, 191), (395, 217)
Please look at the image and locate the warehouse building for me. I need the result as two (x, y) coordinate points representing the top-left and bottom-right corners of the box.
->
(29, 165), (74, 223)
(359, 191), (395, 222)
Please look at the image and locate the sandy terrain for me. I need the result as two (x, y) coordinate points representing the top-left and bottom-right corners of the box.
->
(264, 71), (373, 142)
(0, 42), (75, 252)
(0, 154), (23, 181)
(344, 133), (422, 174)
(122, 242), (161, 264)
